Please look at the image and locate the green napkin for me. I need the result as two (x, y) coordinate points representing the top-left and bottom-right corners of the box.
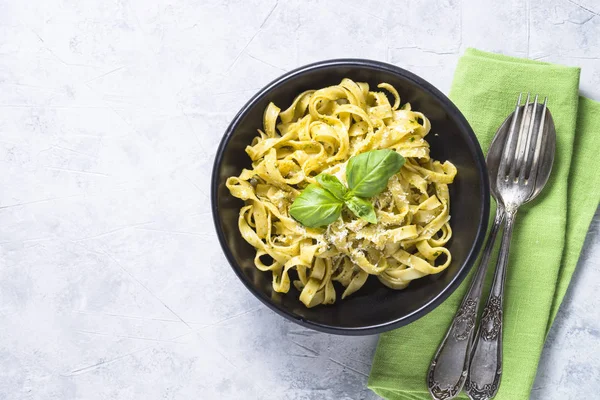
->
(368, 48), (600, 400)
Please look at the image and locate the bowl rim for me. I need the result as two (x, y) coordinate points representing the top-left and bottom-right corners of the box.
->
(211, 58), (490, 335)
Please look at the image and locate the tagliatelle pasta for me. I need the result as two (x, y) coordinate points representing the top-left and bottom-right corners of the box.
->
(226, 78), (457, 308)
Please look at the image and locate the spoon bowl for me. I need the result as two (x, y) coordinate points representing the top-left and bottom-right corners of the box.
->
(487, 103), (556, 203)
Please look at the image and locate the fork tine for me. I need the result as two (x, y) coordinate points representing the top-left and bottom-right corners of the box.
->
(518, 94), (539, 182)
(498, 93), (525, 180)
(527, 97), (548, 183)
(507, 93), (531, 181)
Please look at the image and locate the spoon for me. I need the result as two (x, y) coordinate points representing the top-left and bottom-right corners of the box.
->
(465, 95), (555, 399)
(428, 93), (556, 400)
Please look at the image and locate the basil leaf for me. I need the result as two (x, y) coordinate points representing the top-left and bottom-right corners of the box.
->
(346, 149), (405, 198)
(345, 196), (377, 224)
(289, 184), (343, 228)
(316, 173), (347, 201)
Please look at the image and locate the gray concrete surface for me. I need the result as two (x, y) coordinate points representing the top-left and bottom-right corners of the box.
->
(1, 0), (599, 399)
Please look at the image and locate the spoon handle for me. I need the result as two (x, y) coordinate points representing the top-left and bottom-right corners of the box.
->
(428, 206), (505, 400)
(465, 209), (517, 400)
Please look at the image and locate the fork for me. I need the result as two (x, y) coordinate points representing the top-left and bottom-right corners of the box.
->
(428, 93), (554, 400)
(464, 93), (552, 400)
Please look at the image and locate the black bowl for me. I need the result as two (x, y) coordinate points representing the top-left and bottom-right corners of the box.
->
(211, 59), (489, 335)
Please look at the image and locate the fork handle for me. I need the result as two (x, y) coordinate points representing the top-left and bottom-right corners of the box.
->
(465, 209), (517, 400)
(427, 206), (505, 400)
